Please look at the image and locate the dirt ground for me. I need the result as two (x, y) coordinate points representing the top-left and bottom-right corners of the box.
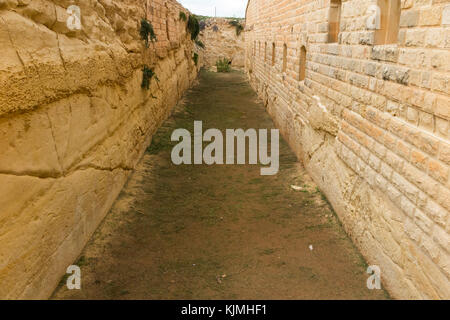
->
(52, 70), (389, 300)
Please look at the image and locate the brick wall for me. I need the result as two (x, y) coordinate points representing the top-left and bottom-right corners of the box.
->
(145, 0), (188, 56)
(245, 0), (449, 299)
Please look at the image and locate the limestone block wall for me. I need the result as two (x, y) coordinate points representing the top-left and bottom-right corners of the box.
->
(0, 0), (200, 299)
(245, 0), (449, 299)
(198, 18), (245, 68)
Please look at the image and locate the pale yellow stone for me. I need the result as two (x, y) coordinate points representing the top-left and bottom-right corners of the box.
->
(245, 0), (450, 300)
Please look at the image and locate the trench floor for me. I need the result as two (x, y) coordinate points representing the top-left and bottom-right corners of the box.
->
(52, 70), (388, 300)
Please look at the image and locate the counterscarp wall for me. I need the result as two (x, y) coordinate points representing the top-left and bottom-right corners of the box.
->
(245, 0), (449, 299)
(198, 18), (245, 69)
(0, 0), (200, 299)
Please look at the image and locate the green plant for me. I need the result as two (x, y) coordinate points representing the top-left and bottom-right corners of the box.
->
(193, 53), (199, 66)
(216, 58), (231, 72)
(179, 11), (187, 21)
(229, 20), (244, 36)
(187, 15), (200, 40)
(140, 19), (157, 47)
(141, 65), (156, 90)
(193, 15), (210, 21)
(195, 39), (205, 49)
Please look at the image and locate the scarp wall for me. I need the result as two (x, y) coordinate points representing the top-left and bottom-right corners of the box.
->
(245, 0), (449, 299)
(0, 0), (200, 299)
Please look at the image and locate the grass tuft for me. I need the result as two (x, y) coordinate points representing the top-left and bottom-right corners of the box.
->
(187, 15), (200, 40)
(141, 65), (156, 90)
(216, 58), (231, 72)
(140, 19), (157, 47)
(229, 20), (244, 36)
(193, 53), (199, 66)
(195, 40), (205, 49)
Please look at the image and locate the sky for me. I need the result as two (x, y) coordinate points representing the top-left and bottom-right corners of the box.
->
(178, 0), (248, 18)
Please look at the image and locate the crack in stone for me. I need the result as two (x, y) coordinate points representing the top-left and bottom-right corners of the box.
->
(55, 33), (68, 72)
(45, 111), (64, 174)
(0, 164), (132, 180)
(0, 15), (27, 72)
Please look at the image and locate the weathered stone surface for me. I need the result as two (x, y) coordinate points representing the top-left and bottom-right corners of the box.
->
(0, 0), (201, 299)
(198, 18), (245, 68)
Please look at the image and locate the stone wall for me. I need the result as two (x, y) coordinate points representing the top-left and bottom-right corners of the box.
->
(245, 0), (449, 299)
(0, 0), (200, 299)
(198, 18), (245, 68)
